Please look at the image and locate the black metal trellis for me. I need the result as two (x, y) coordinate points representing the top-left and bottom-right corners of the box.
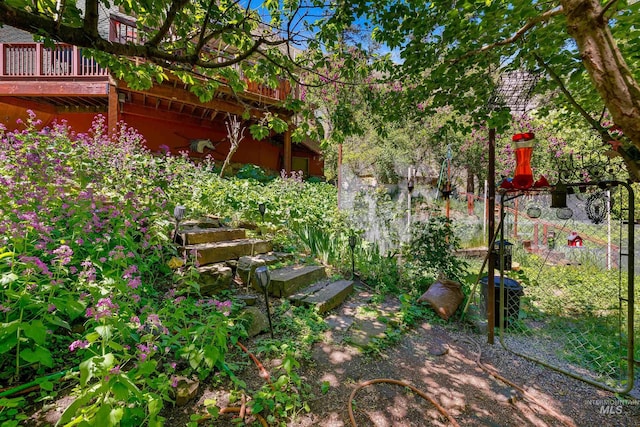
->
(494, 181), (635, 394)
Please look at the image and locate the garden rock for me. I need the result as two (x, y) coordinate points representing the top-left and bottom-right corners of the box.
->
(236, 256), (267, 287)
(197, 264), (233, 295)
(173, 377), (199, 406)
(240, 306), (269, 337)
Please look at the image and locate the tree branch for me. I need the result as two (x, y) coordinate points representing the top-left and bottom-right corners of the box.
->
(533, 52), (608, 139)
(195, 0), (217, 55)
(146, 0), (191, 47)
(599, 0), (619, 20)
(535, 52), (640, 180)
(450, 6), (564, 64)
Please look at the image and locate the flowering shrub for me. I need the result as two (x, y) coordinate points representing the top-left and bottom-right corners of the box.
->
(0, 112), (346, 425)
(0, 113), (238, 425)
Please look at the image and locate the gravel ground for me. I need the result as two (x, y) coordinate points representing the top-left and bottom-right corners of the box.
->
(287, 323), (640, 426)
(163, 316), (639, 427)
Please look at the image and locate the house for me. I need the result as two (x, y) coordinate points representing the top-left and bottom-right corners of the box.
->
(567, 232), (583, 247)
(0, 9), (324, 178)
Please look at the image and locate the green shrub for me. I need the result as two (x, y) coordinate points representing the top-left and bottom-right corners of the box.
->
(402, 216), (469, 294)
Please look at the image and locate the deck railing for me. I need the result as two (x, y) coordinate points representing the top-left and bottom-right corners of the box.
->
(0, 43), (108, 77)
(0, 40), (294, 101)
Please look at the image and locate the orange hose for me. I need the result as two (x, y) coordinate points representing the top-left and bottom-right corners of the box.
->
(197, 406), (269, 426)
(465, 338), (576, 427)
(347, 378), (460, 427)
(237, 341), (273, 387)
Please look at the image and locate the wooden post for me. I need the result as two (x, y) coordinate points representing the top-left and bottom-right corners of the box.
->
(73, 46), (81, 76)
(487, 128), (496, 345)
(533, 223), (539, 248)
(35, 43), (42, 76)
(284, 128), (292, 173)
(108, 82), (119, 136)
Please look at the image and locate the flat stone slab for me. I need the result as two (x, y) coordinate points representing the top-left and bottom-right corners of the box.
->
(349, 318), (388, 348)
(290, 280), (354, 314)
(179, 228), (246, 245)
(180, 217), (221, 229)
(267, 265), (326, 297)
(183, 239), (273, 265)
(325, 314), (354, 332)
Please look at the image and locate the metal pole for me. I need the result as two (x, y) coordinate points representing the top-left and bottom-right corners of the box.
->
(607, 189), (611, 270)
(483, 180), (488, 243)
(264, 287), (274, 339)
(407, 192), (411, 229)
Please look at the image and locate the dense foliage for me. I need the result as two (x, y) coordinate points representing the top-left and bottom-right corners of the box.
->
(0, 114), (341, 426)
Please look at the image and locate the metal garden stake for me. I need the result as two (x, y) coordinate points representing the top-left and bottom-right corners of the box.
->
(349, 234), (356, 279)
(255, 266), (274, 338)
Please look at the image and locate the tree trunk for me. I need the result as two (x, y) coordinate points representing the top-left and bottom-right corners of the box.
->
(562, 0), (640, 154)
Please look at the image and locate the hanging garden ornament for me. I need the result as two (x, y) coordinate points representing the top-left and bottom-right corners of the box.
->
(556, 207), (573, 220)
(534, 175), (550, 188)
(526, 206), (542, 218)
(586, 191), (608, 224)
(512, 132), (535, 189)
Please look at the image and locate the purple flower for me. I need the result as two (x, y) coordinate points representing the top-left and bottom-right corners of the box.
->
(53, 244), (73, 265)
(122, 265), (138, 279)
(48, 304), (56, 313)
(171, 376), (179, 388)
(87, 297), (119, 320)
(69, 340), (89, 351)
(127, 277), (141, 289)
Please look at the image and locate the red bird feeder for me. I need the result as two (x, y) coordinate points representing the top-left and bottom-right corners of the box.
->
(512, 132), (535, 189)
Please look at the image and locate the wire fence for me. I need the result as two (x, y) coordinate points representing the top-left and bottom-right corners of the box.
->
(468, 182), (637, 393)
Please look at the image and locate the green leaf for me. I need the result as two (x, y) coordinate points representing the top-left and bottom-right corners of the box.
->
(95, 325), (113, 340)
(20, 345), (53, 368)
(148, 395), (163, 417)
(0, 321), (19, 353)
(110, 407), (124, 425)
(79, 356), (95, 387)
(44, 315), (71, 330)
(22, 320), (47, 345)
(111, 381), (129, 401)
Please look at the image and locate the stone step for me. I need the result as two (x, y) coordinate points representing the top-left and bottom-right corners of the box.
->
(183, 239), (273, 265)
(180, 217), (221, 229)
(289, 279), (354, 314)
(265, 265), (327, 297)
(178, 227), (247, 245)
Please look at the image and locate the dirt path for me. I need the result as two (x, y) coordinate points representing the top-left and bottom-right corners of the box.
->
(291, 323), (639, 426)
(165, 288), (639, 426)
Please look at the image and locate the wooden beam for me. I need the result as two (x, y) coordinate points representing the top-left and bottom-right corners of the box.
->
(0, 96), (58, 114)
(120, 101), (225, 128)
(114, 78), (267, 119)
(0, 81), (109, 97)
